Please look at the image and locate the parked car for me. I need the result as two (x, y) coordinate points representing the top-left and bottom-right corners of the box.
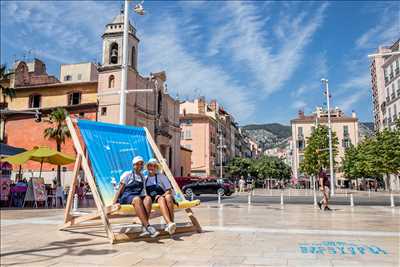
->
(182, 178), (235, 197)
(174, 176), (200, 189)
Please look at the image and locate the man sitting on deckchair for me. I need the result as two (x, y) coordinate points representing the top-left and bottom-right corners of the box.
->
(113, 156), (160, 238)
(145, 158), (176, 235)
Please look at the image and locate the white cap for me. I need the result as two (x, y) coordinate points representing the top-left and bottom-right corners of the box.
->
(147, 158), (158, 165)
(132, 156), (144, 165)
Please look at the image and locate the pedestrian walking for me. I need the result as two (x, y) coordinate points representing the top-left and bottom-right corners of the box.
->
(246, 175), (253, 191)
(317, 168), (332, 211)
(239, 176), (245, 193)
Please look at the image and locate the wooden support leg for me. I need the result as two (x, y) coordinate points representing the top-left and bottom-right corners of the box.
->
(64, 155), (82, 224)
(185, 208), (202, 233)
(60, 204), (121, 230)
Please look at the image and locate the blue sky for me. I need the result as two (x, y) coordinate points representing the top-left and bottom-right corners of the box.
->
(1, 1), (399, 125)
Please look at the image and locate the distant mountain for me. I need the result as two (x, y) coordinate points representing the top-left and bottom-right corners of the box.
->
(242, 122), (374, 152)
(360, 122), (374, 132)
(241, 123), (291, 151)
(359, 122), (374, 138)
(242, 123), (291, 138)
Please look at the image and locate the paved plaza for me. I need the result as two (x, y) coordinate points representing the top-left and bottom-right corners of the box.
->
(1, 203), (399, 267)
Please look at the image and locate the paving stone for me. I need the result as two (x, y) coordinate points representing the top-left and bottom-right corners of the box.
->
(1, 204), (399, 267)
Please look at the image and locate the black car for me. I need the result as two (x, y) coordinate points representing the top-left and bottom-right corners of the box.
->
(182, 178), (235, 197)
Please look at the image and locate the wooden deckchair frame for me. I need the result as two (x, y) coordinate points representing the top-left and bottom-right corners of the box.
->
(61, 116), (201, 244)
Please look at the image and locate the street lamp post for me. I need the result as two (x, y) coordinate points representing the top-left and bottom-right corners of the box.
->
(321, 79), (335, 196)
(119, 0), (130, 125)
(217, 123), (225, 179)
(118, 0), (145, 125)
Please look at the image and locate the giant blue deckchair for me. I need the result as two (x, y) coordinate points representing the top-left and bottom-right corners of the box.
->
(61, 117), (201, 243)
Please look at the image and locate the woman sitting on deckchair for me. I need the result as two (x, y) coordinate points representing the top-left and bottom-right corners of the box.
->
(145, 158), (176, 235)
(113, 156), (159, 238)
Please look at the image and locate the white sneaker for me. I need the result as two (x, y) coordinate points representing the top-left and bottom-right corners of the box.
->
(146, 225), (160, 238)
(139, 226), (150, 237)
(165, 222), (176, 235)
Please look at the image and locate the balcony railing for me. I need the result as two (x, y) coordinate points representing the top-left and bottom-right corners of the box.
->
(386, 96), (390, 102)
(396, 68), (399, 75)
(391, 93), (396, 100)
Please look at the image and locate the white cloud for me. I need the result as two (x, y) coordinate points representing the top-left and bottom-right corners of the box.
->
(139, 16), (255, 122)
(338, 89), (368, 113)
(292, 100), (307, 110)
(3, 1), (118, 60)
(207, 2), (329, 96)
(335, 4), (399, 115)
(356, 5), (400, 50)
(340, 73), (370, 90)
(336, 72), (370, 113)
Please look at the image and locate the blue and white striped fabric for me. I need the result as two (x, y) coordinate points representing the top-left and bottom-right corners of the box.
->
(77, 119), (153, 205)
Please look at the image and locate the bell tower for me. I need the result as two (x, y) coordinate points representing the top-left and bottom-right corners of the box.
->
(101, 9), (139, 70)
(97, 10), (144, 125)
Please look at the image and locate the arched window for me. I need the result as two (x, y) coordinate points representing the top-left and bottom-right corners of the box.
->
(29, 94), (41, 108)
(108, 75), (115, 88)
(131, 46), (136, 69)
(109, 42), (119, 64)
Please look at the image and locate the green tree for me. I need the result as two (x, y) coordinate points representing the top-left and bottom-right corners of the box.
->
(342, 144), (358, 181)
(342, 121), (400, 191)
(227, 156), (291, 186)
(253, 155), (291, 182)
(226, 157), (253, 178)
(0, 64), (16, 106)
(375, 125), (400, 190)
(299, 125), (339, 176)
(43, 108), (71, 185)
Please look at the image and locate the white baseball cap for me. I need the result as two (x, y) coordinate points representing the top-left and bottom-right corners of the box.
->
(132, 156), (144, 165)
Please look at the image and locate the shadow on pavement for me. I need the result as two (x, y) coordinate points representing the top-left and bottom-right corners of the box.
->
(1, 237), (116, 266)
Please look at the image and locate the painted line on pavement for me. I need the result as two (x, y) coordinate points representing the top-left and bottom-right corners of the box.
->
(203, 226), (400, 237)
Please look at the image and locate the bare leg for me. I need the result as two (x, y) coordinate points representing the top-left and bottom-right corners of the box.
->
(132, 197), (149, 227)
(165, 194), (175, 222)
(143, 196), (152, 218)
(157, 196), (172, 224)
(322, 191), (328, 208)
(324, 188), (330, 207)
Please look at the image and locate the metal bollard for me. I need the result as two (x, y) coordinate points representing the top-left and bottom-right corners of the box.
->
(313, 190), (317, 207)
(368, 189), (371, 199)
(73, 193), (78, 212)
(390, 193), (395, 208)
(218, 192), (221, 205)
(191, 193), (194, 201)
(248, 191), (251, 205)
(280, 191), (284, 206)
(350, 193), (354, 207)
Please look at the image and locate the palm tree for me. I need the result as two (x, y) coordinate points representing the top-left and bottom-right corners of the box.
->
(0, 64), (16, 107)
(44, 108), (71, 185)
